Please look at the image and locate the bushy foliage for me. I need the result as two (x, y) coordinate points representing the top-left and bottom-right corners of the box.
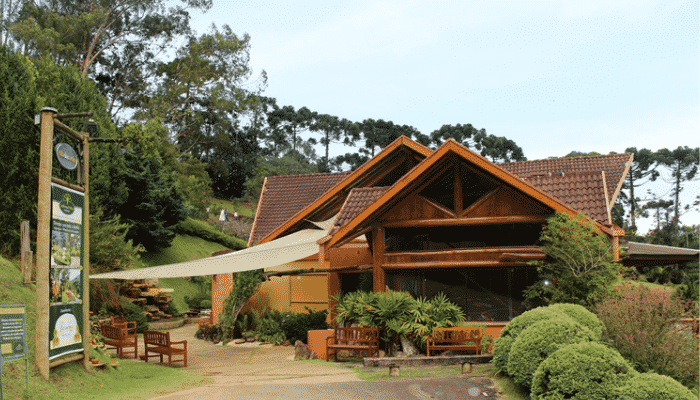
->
(334, 290), (465, 354)
(548, 303), (604, 338)
(88, 207), (145, 313)
(526, 212), (628, 306)
(184, 292), (211, 311)
(217, 269), (263, 339)
(282, 308), (328, 344)
(595, 282), (699, 387)
(250, 307), (285, 345)
(507, 319), (598, 389)
(531, 342), (637, 400)
(0, 46), (38, 255)
(492, 307), (564, 373)
(118, 296), (148, 333)
(178, 217), (246, 250)
(613, 373), (697, 400)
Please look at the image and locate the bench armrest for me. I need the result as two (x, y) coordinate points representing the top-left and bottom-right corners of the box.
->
(170, 340), (187, 349)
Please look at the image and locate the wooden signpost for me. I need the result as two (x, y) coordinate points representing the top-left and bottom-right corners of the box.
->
(35, 108), (92, 380)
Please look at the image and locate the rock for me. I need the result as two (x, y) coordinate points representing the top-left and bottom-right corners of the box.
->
(234, 338), (246, 344)
(400, 335), (419, 356)
(294, 340), (311, 360)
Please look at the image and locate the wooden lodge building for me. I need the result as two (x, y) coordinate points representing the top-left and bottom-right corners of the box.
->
(211, 136), (633, 324)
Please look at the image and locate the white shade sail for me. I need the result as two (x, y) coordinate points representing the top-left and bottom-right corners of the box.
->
(90, 228), (328, 280)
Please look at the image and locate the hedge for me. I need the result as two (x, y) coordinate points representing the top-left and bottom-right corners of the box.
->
(492, 306), (565, 372)
(613, 373), (696, 400)
(548, 303), (603, 338)
(178, 217), (246, 250)
(507, 319), (597, 388)
(531, 342), (637, 399)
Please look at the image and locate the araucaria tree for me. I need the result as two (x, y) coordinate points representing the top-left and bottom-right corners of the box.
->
(526, 212), (627, 306)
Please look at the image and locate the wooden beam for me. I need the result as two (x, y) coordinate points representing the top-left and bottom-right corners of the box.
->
(499, 253), (546, 261)
(459, 187), (500, 217)
(383, 261), (530, 269)
(266, 264), (372, 279)
(373, 226), (386, 292)
(383, 215), (547, 228)
(454, 163), (462, 214)
(52, 118), (86, 142)
(387, 246), (542, 258)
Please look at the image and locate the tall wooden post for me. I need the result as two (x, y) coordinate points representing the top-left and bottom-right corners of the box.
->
(80, 132), (90, 369)
(35, 107), (56, 380)
(372, 225), (386, 293)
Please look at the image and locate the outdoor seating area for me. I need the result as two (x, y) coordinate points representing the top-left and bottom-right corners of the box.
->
(325, 327), (380, 361)
(143, 330), (188, 367)
(100, 324), (138, 359)
(426, 326), (483, 356)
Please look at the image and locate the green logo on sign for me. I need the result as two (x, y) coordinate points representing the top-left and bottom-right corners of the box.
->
(60, 194), (75, 215)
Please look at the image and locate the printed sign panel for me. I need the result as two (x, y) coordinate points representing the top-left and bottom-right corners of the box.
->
(48, 183), (84, 360)
(0, 306), (27, 363)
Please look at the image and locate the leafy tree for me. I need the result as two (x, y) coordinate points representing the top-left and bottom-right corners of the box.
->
(10, 0), (211, 76)
(360, 118), (419, 157)
(431, 123), (526, 162)
(145, 25), (264, 154)
(267, 104), (314, 156)
(310, 113), (341, 172)
(331, 152), (370, 172)
(655, 146), (699, 244)
(0, 46), (38, 254)
(217, 269), (263, 340)
(525, 212), (627, 306)
(104, 125), (187, 250)
(621, 147), (659, 234)
(243, 153), (318, 201)
(0, 0), (22, 47)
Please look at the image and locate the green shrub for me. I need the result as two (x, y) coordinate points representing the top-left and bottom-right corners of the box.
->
(184, 292), (210, 311)
(251, 307), (285, 345)
(507, 319), (597, 389)
(595, 282), (699, 386)
(200, 300), (212, 309)
(177, 217), (246, 250)
(282, 308), (328, 344)
(333, 291), (465, 355)
(118, 296), (149, 333)
(548, 303), (604, 338)
(492, 307), (564, 373)
(531, 342), (637, 399)
(613, 373), (697, 400)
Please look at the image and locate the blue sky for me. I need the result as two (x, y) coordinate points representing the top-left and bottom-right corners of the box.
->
(189, 1), (699, 232)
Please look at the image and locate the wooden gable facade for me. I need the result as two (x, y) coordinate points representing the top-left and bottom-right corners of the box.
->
(230, 136), (632, 323)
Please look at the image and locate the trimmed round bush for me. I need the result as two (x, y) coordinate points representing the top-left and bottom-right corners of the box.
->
(493, 307), (565, 372)
(614, 373), (696, 400)
(531, 342), (637, 399)
(548, 303), (603, 339)
(507, 319), (597, 388)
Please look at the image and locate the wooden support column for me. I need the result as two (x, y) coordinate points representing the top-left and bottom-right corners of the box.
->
(35, 107), (56, 380)
(372, 225), (386, 293)
(80, 132), (90, 370)
(612, 236), (620, 262)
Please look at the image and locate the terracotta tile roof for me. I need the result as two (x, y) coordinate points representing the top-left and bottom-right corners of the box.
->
(499, 153), (632, 206)
(523, 171), (610, 224)
(249, 145), (633, 245)
(330, 187), (390, 235)
(248, 172), (350, 245)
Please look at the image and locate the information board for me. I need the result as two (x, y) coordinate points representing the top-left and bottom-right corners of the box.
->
(49, 183), (85, 360)
(0, 304), (29, 399)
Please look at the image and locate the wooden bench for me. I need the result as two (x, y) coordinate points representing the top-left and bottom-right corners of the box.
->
(326, 327), (380, 361)
(111, 315), (137, 334)
(143, 330), (187, 367)
(426, 327), (483, 357)
(101, 325), (138, 359)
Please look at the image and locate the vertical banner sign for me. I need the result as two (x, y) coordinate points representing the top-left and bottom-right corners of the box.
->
(48, 183), (84, 360)
(0, 304), (30, 399)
